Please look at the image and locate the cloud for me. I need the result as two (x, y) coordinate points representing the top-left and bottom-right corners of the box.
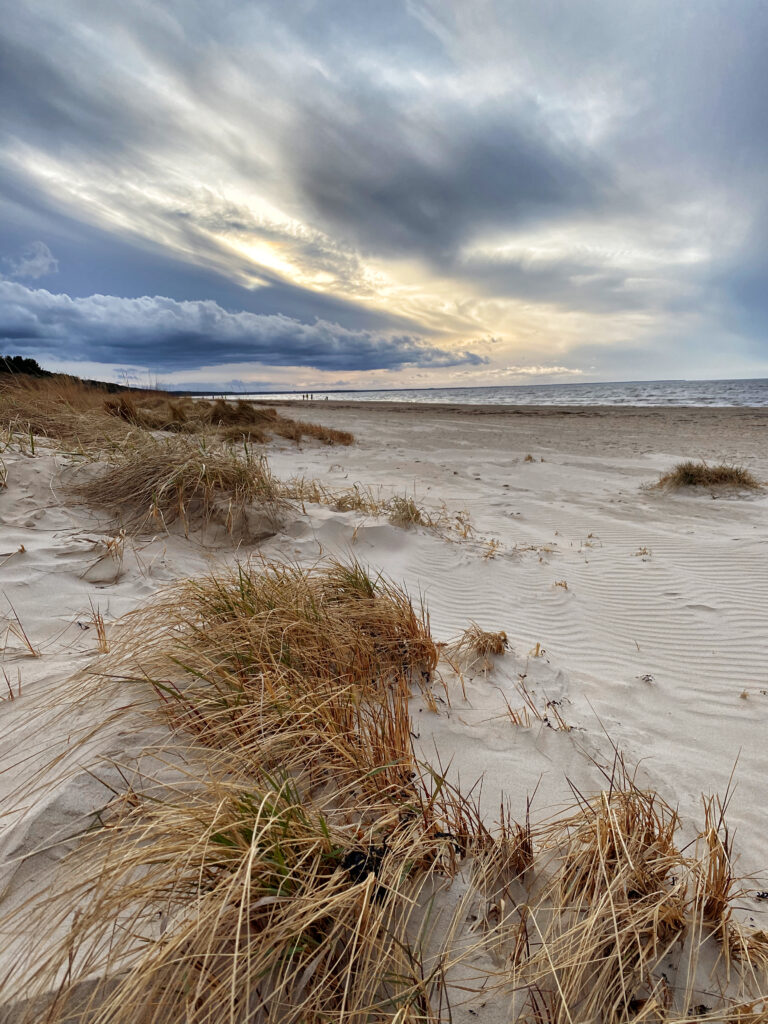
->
(0, 0), (767, 380)
(0, 281), (486, 373)
(286, 86), (612, 264)
(2, 241), (58, 280)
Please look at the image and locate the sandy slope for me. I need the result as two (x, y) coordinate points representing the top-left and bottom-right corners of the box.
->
(1, 403), (767, 1006)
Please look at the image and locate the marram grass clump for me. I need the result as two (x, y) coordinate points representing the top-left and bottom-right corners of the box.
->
(111, 557), (441, 772)
(71, 434), (286, 536)
(656, 460), (761, 490)
(5, 562), (768, 1022)
(3, 560), (482, 1024)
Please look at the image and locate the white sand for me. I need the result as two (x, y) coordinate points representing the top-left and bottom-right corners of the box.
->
(1, 402), (767, 1006)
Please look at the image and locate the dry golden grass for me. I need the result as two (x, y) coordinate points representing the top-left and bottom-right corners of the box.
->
(481, 760), (768, 1022)
(656, 460), (761, 489)
(2, 550), (768, 1021)
(0, 374), (136, 450)
(217, 422), (269, 444)
(445, 622), (508, 672)
(12, 766), (485, 1024)
(111, 558), (440, 755)
(272, 416), (355, 446)
(70, 434), (286, 536)
(387, 494), (435, 528)
(282, 476), (474, 540)
(3, 562), (487, 1022)
(0, 375), (354, 452)
(104, 393), (354, 446)
(10, 713), (768, 1022)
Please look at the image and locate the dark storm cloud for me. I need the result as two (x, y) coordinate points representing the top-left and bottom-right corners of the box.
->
(0, 281), (486, 373)
(0, 19), (185, 165)
(287, 88), (612, 262)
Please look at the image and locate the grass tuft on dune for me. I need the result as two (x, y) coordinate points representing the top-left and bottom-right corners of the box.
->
(445, 622), (508, 671)
(6, 561), (482, 1022)
(70, 434), (287, 536)
(656, 460), (761, 489)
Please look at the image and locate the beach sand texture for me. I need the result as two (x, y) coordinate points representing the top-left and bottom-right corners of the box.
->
(1, 399), (767, 1020)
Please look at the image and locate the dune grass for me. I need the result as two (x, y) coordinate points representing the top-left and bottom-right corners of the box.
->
(0, 374), (137, 450)
(445, 622), (508, 671)
(4, 559), (768, 1021)
(656, 460), (761, 489)
(112, 558), (441, 750)
(386, 494), (434, 528)
(102, 392), (354, 445)
(0, 375), (354, 452)
(282, 476), (474, 539)
(5, 561), (481, 1022)
(70, 434), (286, 536)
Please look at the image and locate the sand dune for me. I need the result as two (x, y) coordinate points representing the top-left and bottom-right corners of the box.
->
(1, 402), (767, 1017)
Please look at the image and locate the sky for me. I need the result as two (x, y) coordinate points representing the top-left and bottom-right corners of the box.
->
(1, 0), (767, 392)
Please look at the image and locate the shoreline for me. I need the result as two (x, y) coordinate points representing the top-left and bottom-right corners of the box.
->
(249, 395), (768, 418)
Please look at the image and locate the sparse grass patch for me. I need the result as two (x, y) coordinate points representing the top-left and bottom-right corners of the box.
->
(482, 537), (502, 559)
(280, 476), (474, 540)
(387, 494), (433, 528)
(656, 460), (761, 490)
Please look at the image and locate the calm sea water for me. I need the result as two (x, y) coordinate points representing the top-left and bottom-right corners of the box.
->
(221, 378), (768, 408)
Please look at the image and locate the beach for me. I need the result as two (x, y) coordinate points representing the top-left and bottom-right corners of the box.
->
(265, 401), (768, 856)
(2, 397), (768, 1018)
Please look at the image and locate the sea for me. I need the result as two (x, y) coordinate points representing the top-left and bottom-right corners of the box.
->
(219, 378), (768, 408)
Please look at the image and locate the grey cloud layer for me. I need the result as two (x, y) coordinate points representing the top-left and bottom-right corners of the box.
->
(1, 0), (767, 375)
(286, 86), (611, 262)
(0, 281), (485, 372)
